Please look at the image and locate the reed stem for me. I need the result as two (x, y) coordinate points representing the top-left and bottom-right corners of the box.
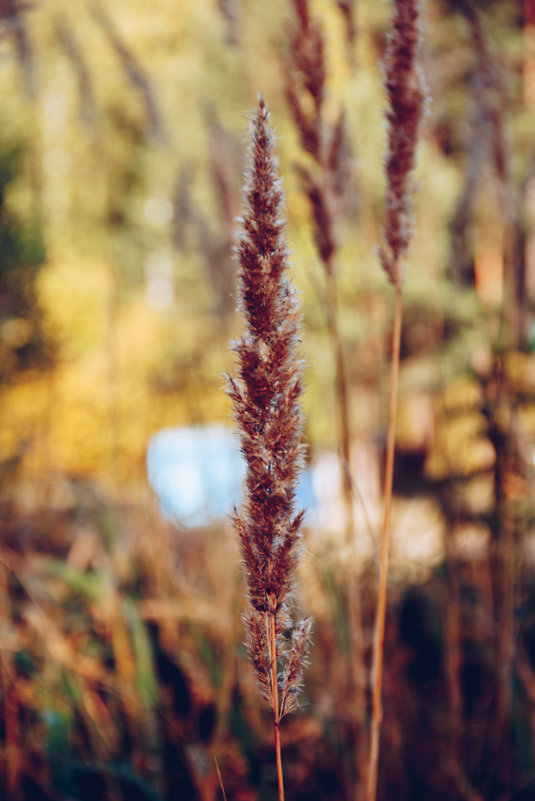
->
(368, 0), (425, 788)
(326, 260), (367, 801)
(367, 275), (403, 801)
(270, 600), (284, 801)
(325, 268), (355, 545)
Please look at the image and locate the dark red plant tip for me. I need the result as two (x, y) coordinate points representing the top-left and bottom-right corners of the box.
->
(380, 0), (426, 285)
(228, 98), (311, 714)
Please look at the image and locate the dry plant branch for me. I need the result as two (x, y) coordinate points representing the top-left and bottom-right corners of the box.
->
(367, 2), (426, 800)
(228, 97), (312, 801)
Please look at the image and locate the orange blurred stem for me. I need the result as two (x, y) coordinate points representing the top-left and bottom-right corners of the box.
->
(367, 276), (403, 801)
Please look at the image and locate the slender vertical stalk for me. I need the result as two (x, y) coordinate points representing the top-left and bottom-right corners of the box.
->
(367, 2), (426, 798)
(366, 277), (402, 801)
(326, 268), (367, 798)
(285, 0), (356, 550)
(270, 599), (284, 801)
(284, 8), (367, 792)
(325, 271), (356, 547)
(213, 755), (228, 801)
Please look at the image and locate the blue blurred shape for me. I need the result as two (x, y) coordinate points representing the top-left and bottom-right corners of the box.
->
(147, 424), (315, 527)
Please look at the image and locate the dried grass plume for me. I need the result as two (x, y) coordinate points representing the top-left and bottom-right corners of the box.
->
(228, 97), (312, 727)
(379, 0), (426, 285)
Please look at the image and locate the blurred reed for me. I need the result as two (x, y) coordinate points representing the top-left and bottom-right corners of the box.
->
(368, 2), (426, 800)
(284, 5), (368, 793)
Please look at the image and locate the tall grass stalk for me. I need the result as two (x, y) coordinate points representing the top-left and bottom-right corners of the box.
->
(284, 8), (368, 794)
(286, 0), (357, 555)
(367, 2), (426, 800)
(228, 97), (312, 801)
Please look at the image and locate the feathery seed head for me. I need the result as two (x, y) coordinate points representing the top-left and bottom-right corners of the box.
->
(228, 98), (311, 710)
(380, 0), (427, 285)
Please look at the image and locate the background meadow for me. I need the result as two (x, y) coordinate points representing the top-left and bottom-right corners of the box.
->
(2, 1), (535, 799)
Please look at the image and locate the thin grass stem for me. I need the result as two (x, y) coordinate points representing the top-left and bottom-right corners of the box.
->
(270, 599), (284, 801)
(213, 755), (228, 801)
(367, 276), (403, 801)
(368, 0), (425, 791)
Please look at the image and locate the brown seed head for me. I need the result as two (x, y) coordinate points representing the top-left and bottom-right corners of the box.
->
(380, 0), (427, 285)
(228, 98), (311, 708)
